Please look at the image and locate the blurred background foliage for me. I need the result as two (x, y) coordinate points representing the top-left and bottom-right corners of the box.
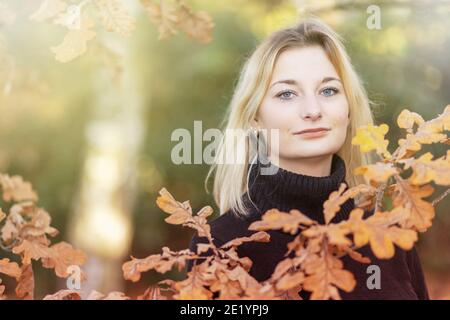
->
(0, 0), (449, 298)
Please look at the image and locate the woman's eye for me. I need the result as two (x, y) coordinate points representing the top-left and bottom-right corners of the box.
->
(276, 90), (296, 100)
(321, 87), (339, 97)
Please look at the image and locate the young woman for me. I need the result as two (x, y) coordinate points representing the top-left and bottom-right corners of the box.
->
(186, 18), (429, 300)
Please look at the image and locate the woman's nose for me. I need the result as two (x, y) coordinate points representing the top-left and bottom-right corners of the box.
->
(300, 95), (322, 120)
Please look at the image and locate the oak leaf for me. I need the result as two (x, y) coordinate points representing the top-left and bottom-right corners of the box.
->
(351, 124), (391, 159)
(94, 0), (135, 37)
(399, 151), (450, 186)
(137, 286), (169, 300)
(41, 241), (87, 278)
(123, 247), (194, 282)
(15, 263), (34, 300)
(51, 14), (96, 63)
(174, 268), (213, 300)
(156, 188), (213, 237)
(302, 250), (356, 300)
(0, 258), (21, 279)
(303, 224), (352, 247)
(0, 174), (38, 202)
(43, 289), (81, 300)
(397, 109), (425, 130)
(220, 231), (270, 249)
(345, 208), (418, 259)
(396, 107), (449, 159)
(11, 202), (59, 239)
(86, 290), (130, 300)
(323, 183), (352, 224)
(176, 1), (214, 43)
(392, 181), (435, 232)
(276, 271), (305, 291)
(12, 237), (52, 265)
(141, 0), (179, 40)
(354, 162), (398, 184)
(249, 208), (315, 235)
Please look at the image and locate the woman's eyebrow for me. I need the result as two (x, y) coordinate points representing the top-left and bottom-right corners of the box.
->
(270, 76), (341, 89)
(321, 76), (341, 84)
(269, 79), (297, 89)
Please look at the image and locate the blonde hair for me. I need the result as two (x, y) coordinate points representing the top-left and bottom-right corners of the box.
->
(206, 18), (376, 218)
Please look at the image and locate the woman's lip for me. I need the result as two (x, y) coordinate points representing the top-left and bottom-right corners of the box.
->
(294, 128), (330, 134)
(296, 130), (330, 138)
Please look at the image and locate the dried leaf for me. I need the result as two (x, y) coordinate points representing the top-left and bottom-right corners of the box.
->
(176, 1), (214, 43)
(101, 291), (130, 300)
(0, 174), (38, 202)
(0, 214), (20, 243)
(157, 188), (192, 224)
(243, 282), (281, 300)
(396, 107), (449, 159)
(0, 281), (5, 299)
(351, 124), (391, 159)
(137, 286), (168, 300)
(95, 0), (135, 36)
(43, 289), (81, 300)
(12, 202), (59, 239)
(123, 247), (193, 281)
(397, 134), (422, 160)
(141, 0), (214, 43)
(12, 237), (52, 265)
(340, 247), (371, 264)
(397, 109), (425, 130)
(41, 241), (87, 278)
(276, 271), (305, 291)
(283, 285), (303, 300)
(303, 224), (352, 247)
(323, 183), (350, 224)
(354, 162), (398, 184)
(174, 268), (213, 300)
(0, 258), (21, 279)
(392, 182), (435, 232)
(87, 290), (129, 300)
(226, 265), (261, 293)
(15, 263), (34, 299)
(157, 188), (213, 237)
(249, 208), (315, 235)
(399, 151), (450, 186)
(303, 250), (356, 300)
(345, 208), (418, 259)
(141, 0), (179, 40)
(51, 28), (96, 63)
(195, 242), (212, 255)
(220, 231), (270, 249)
(270, 257), (296, 281)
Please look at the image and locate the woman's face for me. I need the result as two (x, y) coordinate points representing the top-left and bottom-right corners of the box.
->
(255, 46), (350, 168)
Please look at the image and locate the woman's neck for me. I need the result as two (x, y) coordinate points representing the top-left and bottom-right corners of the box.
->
(242, 153), (354, 225)
(269, 154), (333, 177)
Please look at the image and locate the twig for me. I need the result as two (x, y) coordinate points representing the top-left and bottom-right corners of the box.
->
(432, 188), (450, 206)
(374, 182), (387, 213)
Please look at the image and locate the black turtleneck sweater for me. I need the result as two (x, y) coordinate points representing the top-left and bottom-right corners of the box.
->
(186, 154), (430, 300)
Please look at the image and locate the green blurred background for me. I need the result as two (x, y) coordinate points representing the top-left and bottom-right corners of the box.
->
(0, 0), (449, 298)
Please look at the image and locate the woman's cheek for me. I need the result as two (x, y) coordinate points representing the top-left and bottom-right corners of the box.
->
(330, 113), (350, 130)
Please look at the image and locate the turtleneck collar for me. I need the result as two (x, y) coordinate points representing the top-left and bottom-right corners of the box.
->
(242, 153), (355, 224)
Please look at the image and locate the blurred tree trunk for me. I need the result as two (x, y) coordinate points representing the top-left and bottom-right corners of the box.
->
(68, 4), (144, 295)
